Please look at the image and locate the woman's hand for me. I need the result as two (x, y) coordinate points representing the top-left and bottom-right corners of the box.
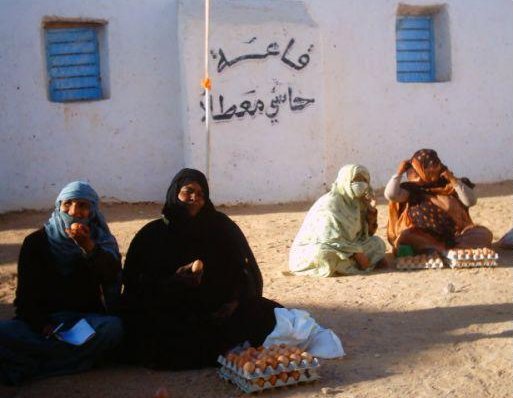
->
(41, 323), (56, 337)
(366, 206), (378, 236)
(66, 223), (95, 253)
(212, 300), (239, 319)
(396, 160), (411, 175)
(441, 169), (457, 185)
(175, 260), (203, 287)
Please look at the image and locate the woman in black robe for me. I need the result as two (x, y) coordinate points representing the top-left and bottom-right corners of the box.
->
(122, 169), (279, 369)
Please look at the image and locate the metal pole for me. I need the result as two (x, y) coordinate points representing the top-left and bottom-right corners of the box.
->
(204, 0), (211, 181)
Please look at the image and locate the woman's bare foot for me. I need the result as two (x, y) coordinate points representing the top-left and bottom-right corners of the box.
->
(353, 252), (371, 270)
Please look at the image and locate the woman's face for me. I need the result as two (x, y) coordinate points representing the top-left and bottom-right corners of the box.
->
(59, 199), (91, 219)
(352, 174), (367, 183)
(178, 182), (205, 217)
(407, 163), (443, 184)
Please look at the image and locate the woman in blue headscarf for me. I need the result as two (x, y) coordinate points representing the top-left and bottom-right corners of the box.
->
(0, 181), (123, 385)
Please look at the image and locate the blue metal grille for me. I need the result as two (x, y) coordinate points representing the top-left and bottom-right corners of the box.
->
(46, 27), (102, 102)
(396, 17), (435, 83)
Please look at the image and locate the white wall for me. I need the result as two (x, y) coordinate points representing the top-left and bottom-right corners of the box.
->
(178, 0), (326, 204)
(1, 0), (512, 211)
(307, 0), (513, 187)
(0, 0), (184, 212)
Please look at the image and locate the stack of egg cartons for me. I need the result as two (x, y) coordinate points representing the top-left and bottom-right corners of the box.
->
(445, 248), (499, 268)
(218, 344), (320, 393)
(395, 254), (444, 270)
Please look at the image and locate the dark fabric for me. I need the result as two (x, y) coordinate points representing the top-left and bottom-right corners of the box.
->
(121, 169), (274, 369)
(13, 229), (122, 333)
(0, 312), (123, 385)
(161, 168), (215, 229)
(121, 216), (275, 369)
(161, 168), (262, 297)
(407, 200), (456, 243)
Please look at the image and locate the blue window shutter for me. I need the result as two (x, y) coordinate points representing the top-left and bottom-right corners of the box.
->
(396, 17), (435, 83)
(46, 27), (102, 102)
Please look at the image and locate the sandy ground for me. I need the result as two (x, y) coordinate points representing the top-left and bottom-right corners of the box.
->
(0, 181), (511, 398)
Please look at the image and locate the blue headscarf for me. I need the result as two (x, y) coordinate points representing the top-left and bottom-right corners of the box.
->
(44, 181), (120, 275)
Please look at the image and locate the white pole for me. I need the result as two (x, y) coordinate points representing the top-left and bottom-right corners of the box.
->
(204, 0), (211, 181)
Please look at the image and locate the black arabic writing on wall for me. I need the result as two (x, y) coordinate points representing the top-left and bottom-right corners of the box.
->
(200, 86), (315, 125)
(212, 38), (314, 73)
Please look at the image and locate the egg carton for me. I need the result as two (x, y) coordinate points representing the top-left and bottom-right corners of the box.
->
(445, 248), (498, 268)
(395, 254), (444, 271)
(217, 354), (320, 379)
(218, 366), (320, 394)
(447, 259), (498, 268)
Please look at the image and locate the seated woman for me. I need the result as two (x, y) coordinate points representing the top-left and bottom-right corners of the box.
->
(289, 164), (387, 277)
(386, 149), (493, 254)
(0, 181), (123, 385)
(121, 168), (279, 370)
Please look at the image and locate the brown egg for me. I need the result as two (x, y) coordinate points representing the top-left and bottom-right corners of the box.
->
(266, 350), (277, 359)
(265, 356), (278, 369)
(269, 375), (277, 386)
(226, 353), (236, 364)
(289, 353), (301, 363)
(255, 359), (267, 372)
(243, 361), (256, 374)
(290, 370), (301, 381)
(245, 347), (257, 357)
(70, 222), (87, 233)
(277, 355), (289, 366)
(191, 259), (203, 273)
(300, 352), (313, 363)
(278, 372), (289, 383)
(154, 387), (171, 398)
(254, 378), (265, 388)
(256, 346), (265, 352)
(237, 356), (248, 369)
(279, 343), (288, 348)
(278, 348), (289, 356)
(291, 347), (302, 355)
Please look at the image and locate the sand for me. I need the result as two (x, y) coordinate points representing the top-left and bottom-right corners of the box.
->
(0, 181), (511, 398)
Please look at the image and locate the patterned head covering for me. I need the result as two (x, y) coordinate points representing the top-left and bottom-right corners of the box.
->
(408, 148), (445, 184)
(44, 181), (120, 275)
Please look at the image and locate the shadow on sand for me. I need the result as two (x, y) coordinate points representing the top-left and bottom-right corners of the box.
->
(1, 301), (511, 397)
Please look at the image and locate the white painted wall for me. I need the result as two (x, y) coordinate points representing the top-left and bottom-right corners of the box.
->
(0, 0), (184, 212)
(179, 0), (325, 204)
(1, 0), (512, 212)
(307, 0), (513, 187)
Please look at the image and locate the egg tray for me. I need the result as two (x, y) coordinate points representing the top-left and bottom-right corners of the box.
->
(445, 248), (499, 268)
(218, 365), (320, 394)
(217, 354), (320, 380)
(395, 254), (444, 271)
(447, 259), (498, 268)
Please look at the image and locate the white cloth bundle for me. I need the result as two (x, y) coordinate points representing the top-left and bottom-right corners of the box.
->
(263, 308), (345, 359)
